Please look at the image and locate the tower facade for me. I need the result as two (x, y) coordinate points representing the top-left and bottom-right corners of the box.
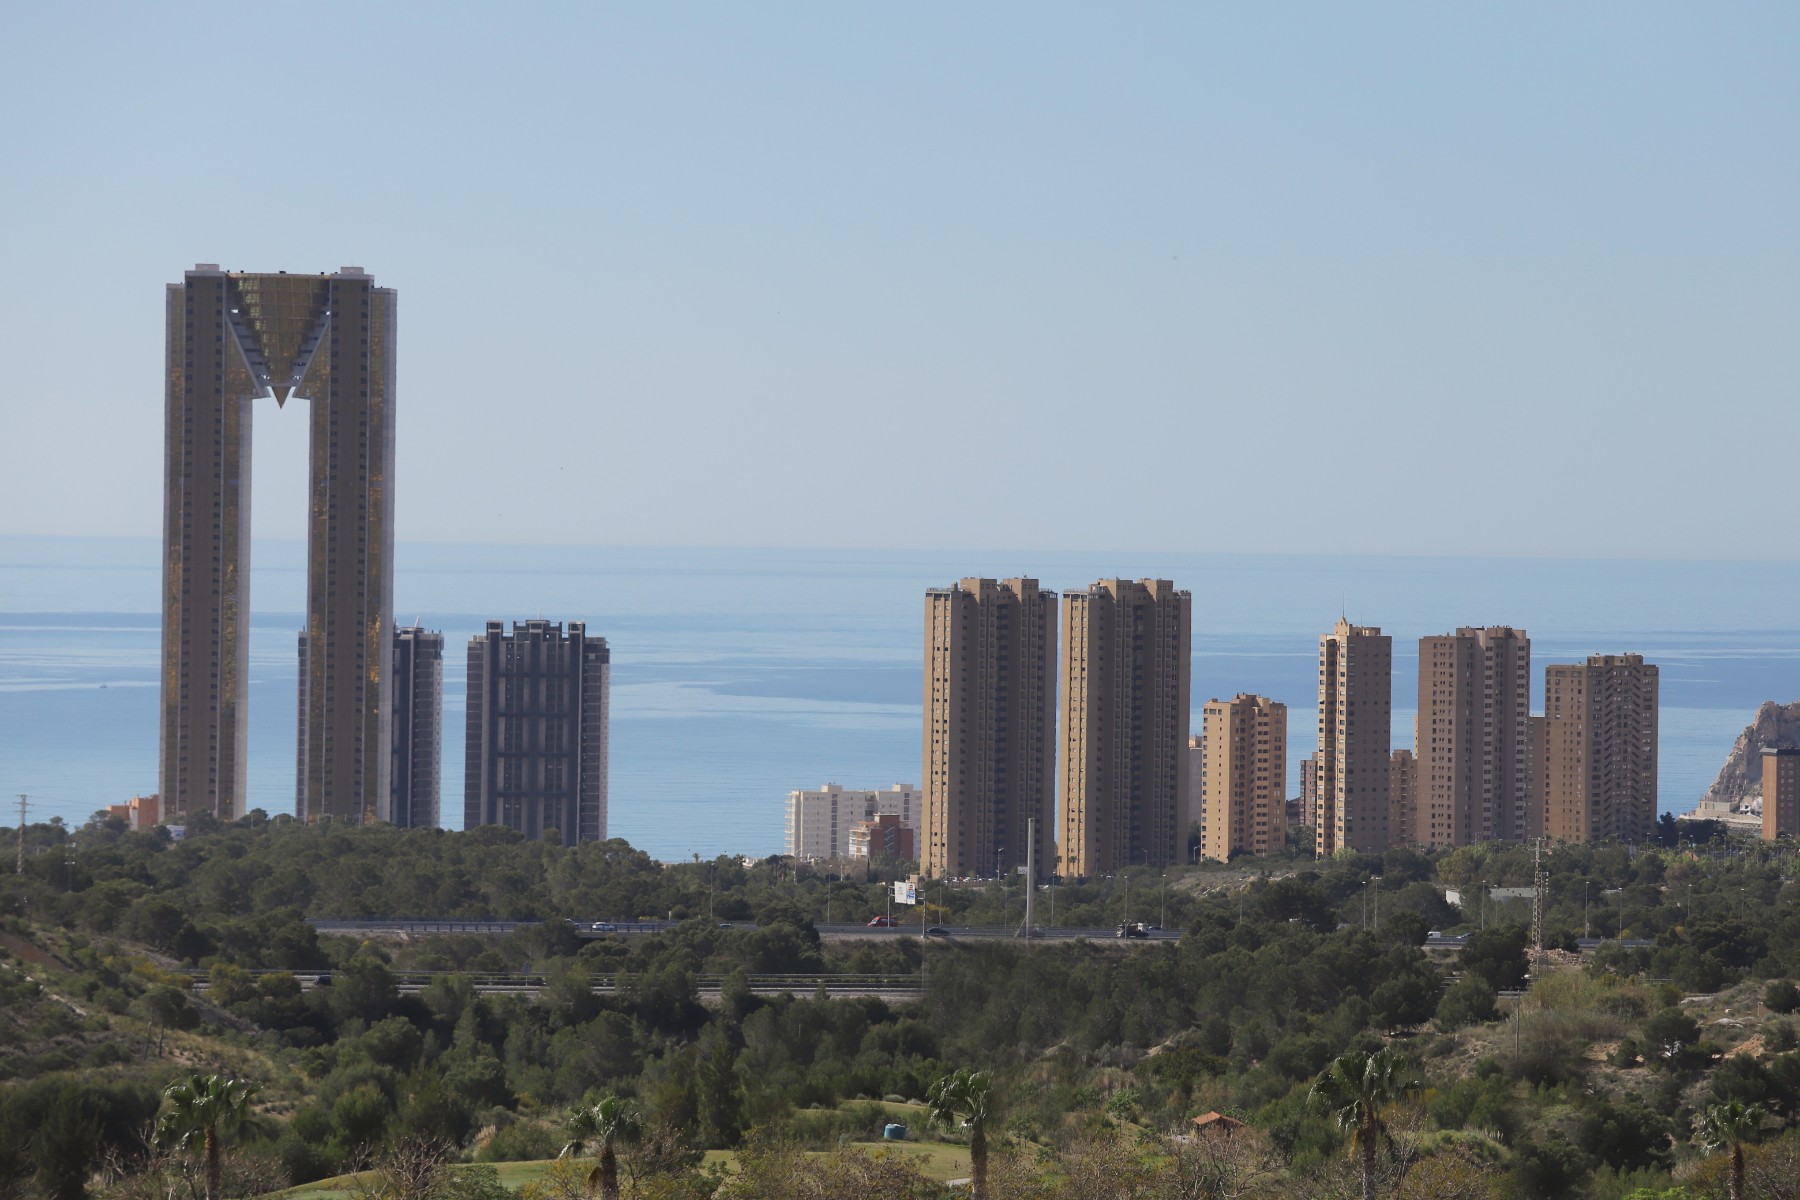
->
(161, 265), (396, 822)
(464, 620), (610, 846)
(390, 626), (445, 829)
(1060, 579), (1192, 875)
(1416, 627), (1532, 848)
(1543, 654), (1658, 843)
(1763, 748), (1800, 841)
(1200, 694), (1287, 861)
(1316, 619), (1392, 855)
(921, 579), (1057, 880)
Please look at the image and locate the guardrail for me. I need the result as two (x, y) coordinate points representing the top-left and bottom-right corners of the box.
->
(187, 969), (925, 996)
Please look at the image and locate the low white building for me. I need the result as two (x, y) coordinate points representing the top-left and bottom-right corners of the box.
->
(786, 783), (921, 860)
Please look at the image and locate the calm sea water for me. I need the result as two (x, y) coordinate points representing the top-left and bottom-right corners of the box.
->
(2, 536), (1795, 859)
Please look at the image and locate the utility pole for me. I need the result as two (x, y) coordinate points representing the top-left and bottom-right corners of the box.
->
(14, 795), (25, 874)
(1530, 839), (1548, 964)
(1021, 818), (1036, 938)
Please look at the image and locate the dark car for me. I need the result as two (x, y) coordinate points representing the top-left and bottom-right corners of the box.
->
(924, 926), (950, 938)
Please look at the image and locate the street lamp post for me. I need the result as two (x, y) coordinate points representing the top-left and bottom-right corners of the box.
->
(1160, 874), (1167, 929)
(1584, 881), (1590, 940)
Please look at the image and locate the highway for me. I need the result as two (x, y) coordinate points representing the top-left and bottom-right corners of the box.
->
(306, 917), (1183, 942)
(191, 968), (926, 1002)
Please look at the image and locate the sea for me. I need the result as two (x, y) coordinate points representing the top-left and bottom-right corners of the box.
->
(3, 536), (1797, 861)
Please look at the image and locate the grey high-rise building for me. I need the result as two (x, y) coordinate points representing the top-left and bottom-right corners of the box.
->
(390, 626), (444, 829)
(464, 620), (610, 845)
(161, 265), (397, 823)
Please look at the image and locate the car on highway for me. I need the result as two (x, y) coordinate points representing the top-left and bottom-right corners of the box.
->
(1116, 921), (1150, 939)
(867, 915), (899, 927)
(589, 922), (617, 932)
(924, 926), (950, 938)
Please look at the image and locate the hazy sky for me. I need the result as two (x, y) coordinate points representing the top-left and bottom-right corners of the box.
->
(3, 4), (1795, 557)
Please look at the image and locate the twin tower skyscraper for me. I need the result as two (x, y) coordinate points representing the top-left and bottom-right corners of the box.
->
(159, 265), (400, 824)
(922, 577), (1193, 882)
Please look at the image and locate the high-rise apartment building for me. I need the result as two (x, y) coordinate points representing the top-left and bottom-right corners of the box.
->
(1185, 733), (1206, 863)
(1388, 749), (1417, 843)
(161, 265), (397, 823)
(922, 579), (1056, 880)
(1316, 619), (1392, 855)
(1542, 655), (1659, 843)
(787, 783), (922, 860)
(1416, 627), (1532, 848)
(390, 626), (444, 829)
(1763, 748), (1800, 841)
(1298, 753), (1320, 831)
(464, 620), (609, 846)
(1199, 695), (1287, 861)
(1061, 579), (1192, 875)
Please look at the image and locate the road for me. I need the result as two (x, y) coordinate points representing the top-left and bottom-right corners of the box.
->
(192, 968), (926, 1003)
(306, 918), (1182, 942)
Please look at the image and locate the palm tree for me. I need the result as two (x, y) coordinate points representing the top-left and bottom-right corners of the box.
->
(154, 1073), (259, 1200)
(928, 1068), (996, 1200)
(563, 1095), (643, 1200)
(1309, 1048), (1419, 1200)
(1698, 1100), (1768, 1200)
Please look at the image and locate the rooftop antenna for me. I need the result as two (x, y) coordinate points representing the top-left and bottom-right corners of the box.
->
(15, 795), (26, 874)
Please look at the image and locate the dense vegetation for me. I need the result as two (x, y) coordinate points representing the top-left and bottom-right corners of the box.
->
(5, 811), (1800, 1197)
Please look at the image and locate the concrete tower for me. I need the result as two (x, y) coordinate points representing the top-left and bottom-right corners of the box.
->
(160, 265), (396, 822)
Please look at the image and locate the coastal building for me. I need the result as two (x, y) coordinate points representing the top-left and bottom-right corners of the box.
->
(390, 626), (444, 829)
(849, 814), (916, 862)
(1061, 579), (1192, 875)
(1763, 748), (1800, 841)
(1542, 655), (1659, 843)
(1185, 734), (1206, 862)
(161, 265), (397, 824)
(1416, 627), (1531, 848)
(1388, 749), (1417, 843)
(1298, 753), (1319, 831)
(922, 579), (1057, 880)
(787, 783), (921, 860)
(1199, 695), (1287, 861)
(105, 794), (160, 831)
(1316, 619), (1392, 855)
(464, 620), (609, 846)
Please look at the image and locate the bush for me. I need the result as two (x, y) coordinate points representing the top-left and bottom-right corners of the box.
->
(476, 1120), (563, 1162)
(1765, 980), (1800, 1015)
(1436, 975), (1498, 1032)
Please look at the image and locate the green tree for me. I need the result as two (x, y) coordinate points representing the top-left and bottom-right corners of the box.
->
(562, 1096), (643, 1200)
(928, 1068), (996, 1200)
(1697, 1100), (1768, 1200)
(1309, 1048), (1420, 1200)
(154, 1074), (259, 1200)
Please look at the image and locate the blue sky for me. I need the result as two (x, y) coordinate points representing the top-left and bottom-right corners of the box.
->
(2, 3), (1796, 556)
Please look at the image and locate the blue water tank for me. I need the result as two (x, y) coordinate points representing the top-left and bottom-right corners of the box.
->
(883, 1123), (907, 1140)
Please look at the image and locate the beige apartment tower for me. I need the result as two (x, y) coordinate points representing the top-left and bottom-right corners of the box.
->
(1200, 695), (1287, 861)
(1316, 620), (1392, 855)
(1543, 655), (1659, 843)
(1388, 749), (1417, 843)
(1416, 627), (1532, 848)
(1061, 579), (1192, 876)
(922, 579), (1057, 880)
(160, 265), (397, 823)
(1763, 748), (1800, 841)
